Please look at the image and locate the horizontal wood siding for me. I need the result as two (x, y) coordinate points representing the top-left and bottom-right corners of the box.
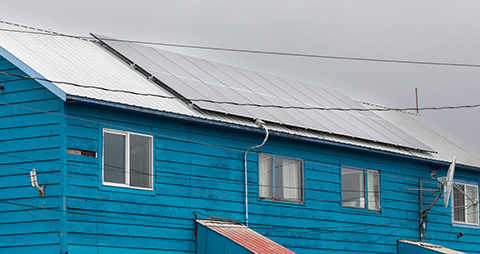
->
(64, 101), (480, 253)
(0, 57), (63, 253)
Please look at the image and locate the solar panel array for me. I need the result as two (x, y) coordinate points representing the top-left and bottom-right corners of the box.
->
(94, 34), (433, 152)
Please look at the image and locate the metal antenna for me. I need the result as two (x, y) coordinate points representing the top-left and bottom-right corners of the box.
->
(415, 88), (419, 114)
(420, 156), (457, 241)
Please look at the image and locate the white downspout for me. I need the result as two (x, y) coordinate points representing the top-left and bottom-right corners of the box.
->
(244, 119), (269, 227)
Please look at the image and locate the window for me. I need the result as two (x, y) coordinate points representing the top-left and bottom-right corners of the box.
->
(453, 182), (478, 225)
(103, 129), (153, 189)
(341, 168), (380, 211)
(259, 154), (303, 203)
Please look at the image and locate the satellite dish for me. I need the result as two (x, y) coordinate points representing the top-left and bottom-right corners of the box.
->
(437, 156), (456, 208)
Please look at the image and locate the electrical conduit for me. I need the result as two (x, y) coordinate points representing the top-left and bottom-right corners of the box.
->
(244, 119), (269, 227)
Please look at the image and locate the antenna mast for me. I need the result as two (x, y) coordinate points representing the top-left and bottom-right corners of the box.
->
(420, 156), (456, 242)
(415, 88), (419, 114)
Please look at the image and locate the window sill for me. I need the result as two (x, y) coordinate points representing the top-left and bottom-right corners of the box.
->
(258, 197), (306, 207)
(100, 183), (155, 196)
(452, 222), (479, 229)
(341, 205), (382, 214)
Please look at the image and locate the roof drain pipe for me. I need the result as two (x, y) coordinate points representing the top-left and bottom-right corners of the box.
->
(244, 119), (269, 227)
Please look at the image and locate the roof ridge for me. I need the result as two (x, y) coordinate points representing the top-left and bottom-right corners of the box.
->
(0, 20), (92, 42)
(357, 100), (420, 116)
(0, 20), (58, 34)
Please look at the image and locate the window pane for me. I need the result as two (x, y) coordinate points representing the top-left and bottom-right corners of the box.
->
(104, 132), (126, 184)
(453, 185), (465, 223)
(367, 170), (380, 211)
(259, 154), (273, 199)
(466, 185), (478, 224)
(342, 168), (365, 208)
(274, 157), (302, 202)
(129, 134), (152, 188)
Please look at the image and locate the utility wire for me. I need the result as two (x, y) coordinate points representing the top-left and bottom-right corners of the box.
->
(0, 100), (441, 190)
(1, 71), (480, 112)
(0, 199), (194, 228)
(2, 26), (480, 68)
(2, 99), (433, 182)
(0, 163), (427, 201)
(0, 149), (438, 188)
(0, 101), (246, 154)
(0, 25), (474, 233)
(0, 199), (465, 232)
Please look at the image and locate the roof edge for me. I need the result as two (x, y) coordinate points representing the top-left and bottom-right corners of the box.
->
(0, 46), (66, 101)
(67, 95), (480, 170)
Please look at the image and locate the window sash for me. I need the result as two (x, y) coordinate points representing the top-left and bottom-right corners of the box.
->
(129, 134), (153, 188)
(103, 129), (153, 190)
(103, 132), (127, 185)
(453, 183), (479, 225)
(342, 168), (380, 211)
(259, 154), (273, 199)
(342, 168), (365, 209)
(259, 154), (303, 203)
(367, 170), (381, 211)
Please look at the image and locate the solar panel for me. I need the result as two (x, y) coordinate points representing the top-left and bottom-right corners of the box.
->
(93, 34), (433, 152)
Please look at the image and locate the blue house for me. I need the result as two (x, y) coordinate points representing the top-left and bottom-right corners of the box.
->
(1, 21), (480, 253)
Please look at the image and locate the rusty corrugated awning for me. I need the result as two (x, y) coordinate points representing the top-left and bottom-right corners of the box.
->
(196, 220), (295, 254)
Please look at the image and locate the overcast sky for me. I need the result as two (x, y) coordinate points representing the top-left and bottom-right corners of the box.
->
(2, 0), (479, 151)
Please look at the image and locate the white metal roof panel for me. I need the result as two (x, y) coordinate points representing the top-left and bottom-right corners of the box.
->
(1, 21), (479, 168)
(0, 22), (196, 117)
(94, 33), (433, 152)
(363, 102), (480, 168)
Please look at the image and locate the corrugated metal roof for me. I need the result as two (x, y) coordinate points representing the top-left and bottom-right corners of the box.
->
(0, 21), (195, 116)
(92, 33), (433, 152)
(0, 21), (479, 169)
(362, 102), (480, 169)
(197, 220), (295, 254)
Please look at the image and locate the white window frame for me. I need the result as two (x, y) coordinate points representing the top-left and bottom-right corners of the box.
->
(258, 153), (304, 203)
(452, 182), (479, 226)
(102, 129), (153, 190)
(341, 167), (381, 212)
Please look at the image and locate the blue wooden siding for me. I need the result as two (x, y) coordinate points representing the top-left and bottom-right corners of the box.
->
(1, 57), (479, 253)
(62, 101), (480, 254)
(0, 56), (64, 253)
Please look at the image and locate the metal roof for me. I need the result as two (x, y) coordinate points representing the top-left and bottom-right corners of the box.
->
(92, 33), (432, 152)
(0, 21), (195, 116)
(398, 240), (465, 254)
(362, 102), (480, 169)
(0, 21), (479, 169)
(197, 220), (295, 254)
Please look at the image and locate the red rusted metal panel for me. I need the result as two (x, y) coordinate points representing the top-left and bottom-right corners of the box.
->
(198, 220), (296, 254)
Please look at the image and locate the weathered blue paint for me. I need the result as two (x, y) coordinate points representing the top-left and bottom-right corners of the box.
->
(196, 224), (253, 254)
(1, 57), (478, 254)
(0, 56), (63, 253)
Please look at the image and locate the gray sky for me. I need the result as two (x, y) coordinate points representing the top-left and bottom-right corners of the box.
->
(2, 0), (479, 151)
